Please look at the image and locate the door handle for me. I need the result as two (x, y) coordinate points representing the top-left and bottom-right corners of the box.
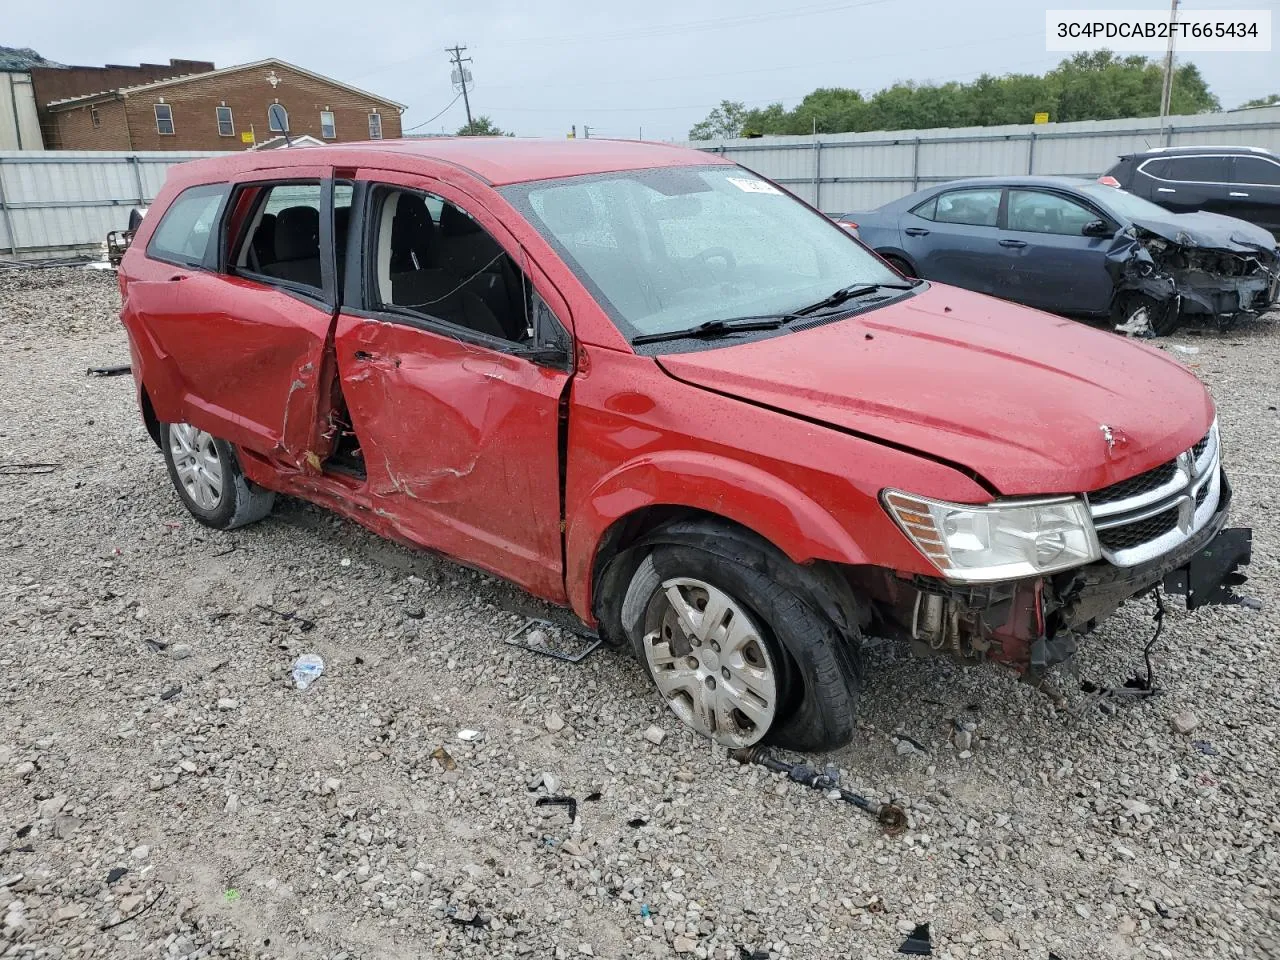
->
(1229, 191), (1250, 197)
(903, 227), (930, 237)
(999, 239), (1027, 248)
(1156, 187), (1177, 193)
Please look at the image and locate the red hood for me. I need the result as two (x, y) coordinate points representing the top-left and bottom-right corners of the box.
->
(657, 284), (1215, 496)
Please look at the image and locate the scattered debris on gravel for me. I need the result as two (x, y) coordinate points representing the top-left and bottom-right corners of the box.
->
(2, 269), (1278, 959)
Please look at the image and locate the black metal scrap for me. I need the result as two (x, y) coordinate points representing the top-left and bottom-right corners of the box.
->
(729, 745), (907, 835)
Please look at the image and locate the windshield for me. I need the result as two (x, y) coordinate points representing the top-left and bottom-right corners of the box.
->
(1078, 183), (1177, 223)
(501, 165), (903, 343)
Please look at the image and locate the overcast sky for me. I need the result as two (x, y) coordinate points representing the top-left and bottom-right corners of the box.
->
(10, 0), (1279, 140)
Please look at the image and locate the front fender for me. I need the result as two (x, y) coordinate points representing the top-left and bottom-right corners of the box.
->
(564, 449), (871, 621)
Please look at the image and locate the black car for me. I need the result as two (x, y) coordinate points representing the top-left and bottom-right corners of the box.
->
(1103, 146), (1280, 235)
(852, 176), (1279, 335)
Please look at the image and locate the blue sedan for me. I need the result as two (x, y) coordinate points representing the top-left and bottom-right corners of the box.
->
(850, 176), (1279, 335)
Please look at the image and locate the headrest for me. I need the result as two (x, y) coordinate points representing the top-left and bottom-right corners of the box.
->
(390, 193), (434, 270)
(273, 206), (319, 262)
(439, 202), (483, 237)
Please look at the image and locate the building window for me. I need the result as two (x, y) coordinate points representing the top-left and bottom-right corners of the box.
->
(320, 110), (336, 139)
(90, 107), (101, 128)
(368, 111), (383, 139)
(216, 105), (234, 137)
(268, 105), (288, 132)
(154, 103), (174, 135)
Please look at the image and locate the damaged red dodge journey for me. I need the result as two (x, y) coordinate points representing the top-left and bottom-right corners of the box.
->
(120, 139), (1253, 751)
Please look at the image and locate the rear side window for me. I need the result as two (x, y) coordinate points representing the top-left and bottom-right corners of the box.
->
(933, 188), (1001, 227)
(146, 184), (228, 267)
(233, 182), (324, 289)
(1136, 158), (1168, 179)
(1233, 156), (1280, 186)
(1164, 156), (1229, 183)
(910, 196), (938, 220)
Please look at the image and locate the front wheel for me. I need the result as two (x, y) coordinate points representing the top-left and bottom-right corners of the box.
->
(160, 422), (275, 530)
(1114, 293), (1180, 337)
(620, 536), (862, 752)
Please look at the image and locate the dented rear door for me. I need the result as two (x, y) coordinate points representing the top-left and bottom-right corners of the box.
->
(129, 165), (340, 464)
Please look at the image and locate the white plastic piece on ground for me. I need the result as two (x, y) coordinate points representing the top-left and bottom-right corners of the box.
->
(1114, 306), (1154, 338)
(457, 728), (484, 742)
(292, 653), (325, 690)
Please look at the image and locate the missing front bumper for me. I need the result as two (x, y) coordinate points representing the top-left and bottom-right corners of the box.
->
(856, 502), (1254, 671)
(1162, 527), (1253, 610)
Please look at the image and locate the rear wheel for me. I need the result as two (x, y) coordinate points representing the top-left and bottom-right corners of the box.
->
(620, 535), (862, 752)
(160, 422), (274, 530)
(884, 255), (916, 279)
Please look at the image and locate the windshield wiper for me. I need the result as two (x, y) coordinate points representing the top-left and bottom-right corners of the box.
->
(630, 315), (795, 346)
(629, 280), (922, 347)
(793, 280), (919, 317)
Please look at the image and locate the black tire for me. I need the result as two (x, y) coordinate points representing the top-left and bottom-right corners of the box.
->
(1115, 293), (1180, 337)
(619, 536), (862, 752)
(884, 255), (916, 279)
(159, 422), (275, 530)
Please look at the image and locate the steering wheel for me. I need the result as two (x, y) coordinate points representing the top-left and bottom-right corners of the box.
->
(697, 246), (738, 275)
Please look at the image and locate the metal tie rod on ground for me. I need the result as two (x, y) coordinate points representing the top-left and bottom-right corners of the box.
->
(729, 745), (907, 835)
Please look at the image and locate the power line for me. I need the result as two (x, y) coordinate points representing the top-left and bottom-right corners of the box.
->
(404, 93), (463, 132)
(477, 55), (1059, 116)
(347, 0), (895, 82)
(478, 30), (1046, 94)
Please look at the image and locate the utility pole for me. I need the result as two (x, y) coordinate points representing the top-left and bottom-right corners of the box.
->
(446, 45), (474, 134)
(583, 124), (591, 139)
(1159, 0), (1179, 124)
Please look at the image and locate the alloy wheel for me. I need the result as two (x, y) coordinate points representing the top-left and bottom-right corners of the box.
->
(168, 423), (224, 511)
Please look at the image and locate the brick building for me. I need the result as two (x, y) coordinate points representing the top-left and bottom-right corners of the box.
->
(40, 58), (403, 151)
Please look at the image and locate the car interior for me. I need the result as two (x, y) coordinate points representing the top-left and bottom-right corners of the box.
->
(1006, 192), (1096, 235)
(237, 183), (353, 291)
(376, 188), (530, 343)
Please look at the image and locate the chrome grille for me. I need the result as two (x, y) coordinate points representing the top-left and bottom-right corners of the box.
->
(1086, 424), (1220, 567)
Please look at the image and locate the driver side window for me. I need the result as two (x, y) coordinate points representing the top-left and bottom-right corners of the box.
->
(1006, 190), (1098, 235)
(370, 186), (544, 345)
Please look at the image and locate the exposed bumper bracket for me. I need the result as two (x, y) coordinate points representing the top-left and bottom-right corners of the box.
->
(1162, 527), (1253, 610)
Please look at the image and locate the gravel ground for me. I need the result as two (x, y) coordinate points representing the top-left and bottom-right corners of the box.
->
(1, 268), (1277, 960)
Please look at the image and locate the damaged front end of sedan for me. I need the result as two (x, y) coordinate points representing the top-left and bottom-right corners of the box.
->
(1109, 220), (1280, 336)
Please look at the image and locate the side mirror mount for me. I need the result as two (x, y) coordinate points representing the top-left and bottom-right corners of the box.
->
(1082, 219), (1113, 238)
(512, 343), (570, 368)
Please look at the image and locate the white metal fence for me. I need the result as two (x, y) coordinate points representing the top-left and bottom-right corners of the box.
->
(684, 106), (1280, 214)
(5, 108), (1280, 259)
(0, 150), (226, 260)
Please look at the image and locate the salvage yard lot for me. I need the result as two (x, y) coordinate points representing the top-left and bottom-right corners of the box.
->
(1, 268), (1278, 960)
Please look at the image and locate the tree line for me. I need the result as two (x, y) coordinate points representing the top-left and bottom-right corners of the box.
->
(689, 52), (1240, 140)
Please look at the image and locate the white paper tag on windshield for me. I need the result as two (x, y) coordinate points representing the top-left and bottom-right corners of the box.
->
(726, 177), (780, 195)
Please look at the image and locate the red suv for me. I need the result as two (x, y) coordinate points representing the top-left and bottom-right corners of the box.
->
(120, 139), (1251, 751)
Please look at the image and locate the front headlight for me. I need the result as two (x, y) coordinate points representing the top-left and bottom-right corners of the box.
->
(882, 490), (1101, 583)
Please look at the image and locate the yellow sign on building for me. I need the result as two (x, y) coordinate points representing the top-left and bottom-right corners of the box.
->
(1034, 112), (1050, 125)
(241, 132), (255, 143)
